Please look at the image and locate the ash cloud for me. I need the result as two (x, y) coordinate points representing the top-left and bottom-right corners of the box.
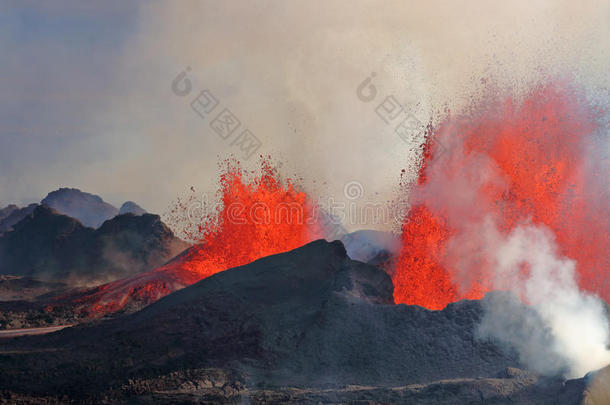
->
(3, 1), (606, 224)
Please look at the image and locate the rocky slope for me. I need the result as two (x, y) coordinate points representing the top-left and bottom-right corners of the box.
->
(1, 239), (601, 403)
(22, 230), (406, 321)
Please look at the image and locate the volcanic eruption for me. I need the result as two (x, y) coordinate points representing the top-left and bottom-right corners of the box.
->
(6, 81), (610, 403)
(392, 82), (610, 377)
(71, 83), (608, 333)
(70, 158), (324, 315)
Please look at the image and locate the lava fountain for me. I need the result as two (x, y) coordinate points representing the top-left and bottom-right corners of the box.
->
(169, 157), (324, 283)
(393, 82), (609, 310)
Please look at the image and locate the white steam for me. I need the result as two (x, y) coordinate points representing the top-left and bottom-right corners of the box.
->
(475, 220), (610, 377)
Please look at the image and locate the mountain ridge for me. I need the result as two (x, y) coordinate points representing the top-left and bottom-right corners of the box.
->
(41, 188), (119, 228)
(0, 205), (189, 284)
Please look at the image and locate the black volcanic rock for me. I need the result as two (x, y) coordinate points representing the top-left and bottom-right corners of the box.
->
(0, 240), (599, 404)
(41, 188), (119, 228)
(0, 240), (523, 402)
(0, 203), (37, 234)
(119, 201), (147, 215)
(0, 206), (189, 284)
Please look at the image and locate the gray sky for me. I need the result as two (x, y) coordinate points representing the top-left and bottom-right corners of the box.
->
(1, 1), (608, 230)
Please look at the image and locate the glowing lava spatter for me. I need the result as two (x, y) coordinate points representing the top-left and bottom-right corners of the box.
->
(72, 157), (323, 316)
(393, 83), (609, 310)
(174, 157), (324, 282)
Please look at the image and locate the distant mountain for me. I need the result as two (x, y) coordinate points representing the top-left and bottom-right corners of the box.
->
(41, 188), (119, 228)
(94, 212), (190, 281)
(0, 240), (596, 404)
(0, 203), (38, 234)
(0, 205), (189, 284)
(119, 201), (147, 215)
(0, 205), (93, 281)
(0, 205), (19, 221)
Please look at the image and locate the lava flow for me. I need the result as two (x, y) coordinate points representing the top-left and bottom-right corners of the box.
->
(71, 157), (323, 316)
(393, 83), (609, 310)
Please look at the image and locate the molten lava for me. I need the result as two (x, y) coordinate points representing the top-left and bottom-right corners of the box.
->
(171, 158), (324, 282)
(72, 157), (323, 316)
(393, 83), (608, 309)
